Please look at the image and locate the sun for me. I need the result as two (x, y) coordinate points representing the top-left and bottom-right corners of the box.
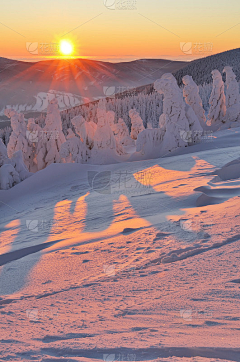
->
(59, 40), (74, 56)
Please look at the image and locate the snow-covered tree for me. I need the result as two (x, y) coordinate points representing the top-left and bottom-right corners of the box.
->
(223, 66), (240, 125)
(105, 111), (126, 155)
(0, 164), (20, 190)
(115, 118), (134, 146)
(71, 115), (95, 150)
(26, 118), (42, 172)
(129, 109), (145, 140)
(0, 138), (10, 167)
(0, 139), (31, 190)
(91, 104), (118, 164)
(154, 73), (202, 153)
(94, 107), (116, 150)
(223, 66), (240, 107)
(136, 128), (164, 157)
(0, 126), (12, 147)
(5, 109), (32, 170)
(183, 75), (206, 129)
(36, 99), (66, 170)
(60, 128), (90, 164)
(208, 70), (226, 126)
(11, 150), (32, 181)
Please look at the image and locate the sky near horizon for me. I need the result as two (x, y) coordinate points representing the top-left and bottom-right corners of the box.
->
(0, 0), (240, 62)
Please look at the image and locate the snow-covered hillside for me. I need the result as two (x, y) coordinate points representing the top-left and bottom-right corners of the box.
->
(0, 125), (240, 361)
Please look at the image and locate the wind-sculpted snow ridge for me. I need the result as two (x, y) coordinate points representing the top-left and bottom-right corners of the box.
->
(195, 157), (240, 206)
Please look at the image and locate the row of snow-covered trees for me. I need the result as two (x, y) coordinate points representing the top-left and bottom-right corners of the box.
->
(0, 138), (31, 190)
(1, 66), (240, 189)
(59, 91), (163, 135)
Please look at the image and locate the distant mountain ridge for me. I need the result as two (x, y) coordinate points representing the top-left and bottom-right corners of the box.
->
(0, 57), (187, 119)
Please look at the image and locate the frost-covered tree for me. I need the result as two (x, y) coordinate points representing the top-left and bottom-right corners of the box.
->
(136, 128), (164, 157)
(222, 66), (240, 125)
(105, 111), (126, 155)
(129, 109), (145, 140)
(36, 99), (66, 170)
(223, 66), (240, 107)
(183, 75), (206, 129)
(91, 104), (118, 164)
(60, 128), (90, 164)
(26, 118), (42, 172)
(0, 126), (12, 147)
(0, 164), (20, 190)
(154, 73), (202, 153)
(11, 150), (32, 181)
(0, 139), (31, 190)
(208, 70), (226, 126)
(71, 115), (95, 150)
(115, 118), (134, 146)
(5, 109), (32, 170)
(94, 107), (116, 150)
(0, 138), (10, 167)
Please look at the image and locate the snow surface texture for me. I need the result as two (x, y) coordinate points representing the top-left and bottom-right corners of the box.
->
(0, 126), (240, 361)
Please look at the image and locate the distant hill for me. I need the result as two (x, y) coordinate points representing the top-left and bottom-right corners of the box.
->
(173, 48), (240, 86)
(0, 57), (187, 118)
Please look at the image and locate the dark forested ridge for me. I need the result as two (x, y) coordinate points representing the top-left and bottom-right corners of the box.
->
(173, 48), (240, 86)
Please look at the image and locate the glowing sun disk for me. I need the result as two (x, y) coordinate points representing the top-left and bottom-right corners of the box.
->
(60, 40), (73, 55)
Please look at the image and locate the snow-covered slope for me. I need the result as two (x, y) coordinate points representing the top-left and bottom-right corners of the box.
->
(0, 127), (240, 361)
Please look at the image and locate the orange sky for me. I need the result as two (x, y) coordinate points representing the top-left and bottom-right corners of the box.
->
(0, 0), (239, 62)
